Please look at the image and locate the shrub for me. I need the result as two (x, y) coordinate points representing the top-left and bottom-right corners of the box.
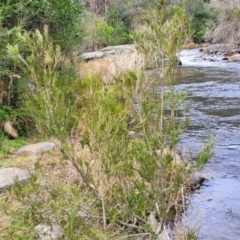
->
(2, 2), (214, 239)
(0, 0), (83, 52)
(7, 27), (77, 139)
(96, 21), (114, 46)
(107, 0), (134, 44)
(187, 0), (217, 43)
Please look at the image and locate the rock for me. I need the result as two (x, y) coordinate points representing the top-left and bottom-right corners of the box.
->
(2, 120), (18, 138)
(101, 44), (135, 54)
(81, 45), (137, 62)
(210, 50), (218, 55)
(0, 168), (31, 193)
(189, 172), (212, 188)
(190, 172), (205, 186)
(77, 206), (91, 221)
(79, 44), (145, 82)
(228, 53), (240, 62)
(34, 223), (64, 240)
(81, 51), (104, 61)
(231, 49), (240, 54)
(13, 142), (55, 155)
(204, 47), (211, 54)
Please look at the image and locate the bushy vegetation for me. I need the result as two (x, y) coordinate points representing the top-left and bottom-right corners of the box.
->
(186, 0), (217, 43)
(0, 0), (216, 239)
(7, 27), (77, 139)
(204, 0), (240, 43)
(0, 0), (83, 50)
(0, 0), (83, 138)
(82, 0), (153, 50)
(106, 0), (134, 45)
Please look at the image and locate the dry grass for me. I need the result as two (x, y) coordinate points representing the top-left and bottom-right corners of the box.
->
(205, 0), (240, 43)
(0, 146), (84, 239)
(183, 42), (200, 49)
(182, 42), (210, 50)
(77, 47), (146, 83)
(206, 21), (240, 43)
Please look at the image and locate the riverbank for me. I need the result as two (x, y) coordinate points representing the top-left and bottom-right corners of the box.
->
(0, 42), (215, 239)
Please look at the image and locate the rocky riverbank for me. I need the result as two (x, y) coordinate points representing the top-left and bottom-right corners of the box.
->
(190, 44), (240, 63)
(0, 138), (208, 239)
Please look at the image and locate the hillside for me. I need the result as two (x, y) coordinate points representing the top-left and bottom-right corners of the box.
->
(204, 0), (240, 43)
(81, 0), (240, 47)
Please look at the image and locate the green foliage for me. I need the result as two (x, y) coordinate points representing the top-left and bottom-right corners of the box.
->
(62, 1), (204, 236)
(197, 133), (215, 167)
(7, 27), (77, 139)
(187, 0), (217, 43)
(0, 0), (83, 51)
(0, 4), (23, 108)
(96, 21), (114, 46)
(0, 105), (30, 136)
(0, 106), (12, 122)
(107, 0), (134, 44)
(0, 1), (215, 238)
(0, 136), (27, 159)
(45, 0), (83, 50)
(0, 0), (83, 138)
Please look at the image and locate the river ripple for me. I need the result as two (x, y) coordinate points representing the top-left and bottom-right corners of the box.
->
(177, 49), (240, 240)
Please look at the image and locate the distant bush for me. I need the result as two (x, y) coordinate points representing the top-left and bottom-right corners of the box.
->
(96, 21), (114, 46)
(107, 0), (134, 44)
(187, 0), (217, 43)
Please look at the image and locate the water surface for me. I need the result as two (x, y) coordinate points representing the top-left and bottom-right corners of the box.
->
(177, 49), (240, 240)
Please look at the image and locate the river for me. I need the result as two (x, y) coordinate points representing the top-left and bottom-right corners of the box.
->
(176, 48), (240, 240)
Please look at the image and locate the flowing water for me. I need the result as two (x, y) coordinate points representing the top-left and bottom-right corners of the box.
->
(176, 48), (240, 240)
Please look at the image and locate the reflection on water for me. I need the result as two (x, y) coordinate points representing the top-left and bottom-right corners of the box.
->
(176, 51), (240, 240)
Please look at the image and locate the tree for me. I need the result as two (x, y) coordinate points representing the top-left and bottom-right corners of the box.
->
(186, 0), (216, 43)
(0, 0), (83, 51)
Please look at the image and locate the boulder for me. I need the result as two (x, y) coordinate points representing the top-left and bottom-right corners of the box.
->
(79, 45), (145, 82)
(81, 51), (104, 61)
(81, 45), (135, 62)
(0, 168), (31, 193)
(189, 172), (212, 189)
(34, 223), (64, 240)
(231, 49), (240, 54)
(228, 53), (240, 62)
(101, 44), (135, 55)
(13, 142), (55, 155)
